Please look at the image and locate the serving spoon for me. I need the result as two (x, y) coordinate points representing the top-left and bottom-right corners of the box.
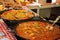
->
(0, 0), (46, 22)
(13, 0), (46, 21)
(46, 16), (60, 30)
(21, 6), (47, 21)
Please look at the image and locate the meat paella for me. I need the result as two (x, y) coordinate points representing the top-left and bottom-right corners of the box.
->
(15, 21), (60, 40)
